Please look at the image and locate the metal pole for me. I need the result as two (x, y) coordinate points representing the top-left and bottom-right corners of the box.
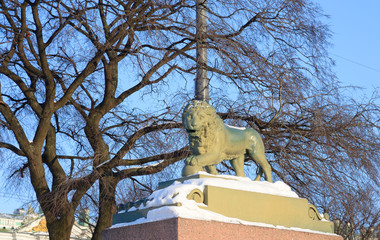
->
(195, 0), (209, 102)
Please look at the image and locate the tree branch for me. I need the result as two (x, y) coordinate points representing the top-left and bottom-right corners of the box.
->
(0, 142), (25, 156)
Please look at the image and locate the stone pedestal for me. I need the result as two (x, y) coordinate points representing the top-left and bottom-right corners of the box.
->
(114, 174), (334, 233)
(106, 174), (342, 239)
(101, 218), (343, 240)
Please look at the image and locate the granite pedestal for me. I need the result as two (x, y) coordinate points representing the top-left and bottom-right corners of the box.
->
(102, 218), (343, 240)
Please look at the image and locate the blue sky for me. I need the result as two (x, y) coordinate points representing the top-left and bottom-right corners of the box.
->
(0, 1), (379, 214)
(318, 0), (380, 95)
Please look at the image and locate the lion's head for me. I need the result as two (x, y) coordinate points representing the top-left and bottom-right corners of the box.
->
(182, 100), (223, 154)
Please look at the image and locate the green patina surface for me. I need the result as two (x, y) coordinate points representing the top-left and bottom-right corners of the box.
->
(113, 203), (182, 225)
(182, 100), (272, 182)
(113, 208), (150, 225)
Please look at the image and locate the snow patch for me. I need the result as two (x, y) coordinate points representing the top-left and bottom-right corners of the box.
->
(135, 174), (298, 212)
(112, 204), (336, 236)
(143, 160), (164, 167)
(225, 124), (246, 130)
(95, 158), (112, 168)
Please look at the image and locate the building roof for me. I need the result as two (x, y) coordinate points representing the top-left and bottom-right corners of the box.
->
(0, 213), (24, 220)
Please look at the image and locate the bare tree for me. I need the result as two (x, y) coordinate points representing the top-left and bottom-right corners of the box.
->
(0, 1), (190, 239)
(0, 1), (378, 240)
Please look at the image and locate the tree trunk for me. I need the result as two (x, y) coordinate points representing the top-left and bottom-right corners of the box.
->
(92, 177), (117, 240)
(45, 210), (75, 240)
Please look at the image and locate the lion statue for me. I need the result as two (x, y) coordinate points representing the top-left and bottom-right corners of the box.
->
(182, 100), (272, 182)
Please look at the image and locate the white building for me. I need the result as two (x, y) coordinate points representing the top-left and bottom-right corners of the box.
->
(0, 206), (92, 240)
(0, 213), (23, 230)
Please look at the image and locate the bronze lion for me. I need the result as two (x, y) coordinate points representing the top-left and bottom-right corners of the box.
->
(182, 100), (272, 182)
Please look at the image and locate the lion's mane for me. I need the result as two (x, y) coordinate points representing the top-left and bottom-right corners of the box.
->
(183, 101), (224, 154)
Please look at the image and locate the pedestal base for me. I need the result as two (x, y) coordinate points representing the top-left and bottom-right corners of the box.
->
(115, 174), (334, 233)
(102, 218), (343, 240)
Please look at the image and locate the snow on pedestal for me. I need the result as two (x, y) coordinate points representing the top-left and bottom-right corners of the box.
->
(113, 172), (323, 228)
(103, 172), (342, 240)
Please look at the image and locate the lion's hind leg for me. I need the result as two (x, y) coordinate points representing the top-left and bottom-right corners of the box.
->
(248, 149), (273, 182)
(253, 166), (263, 181)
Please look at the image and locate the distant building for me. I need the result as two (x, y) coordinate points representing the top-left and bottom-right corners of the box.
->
(13, 208), (25, 215)
(0, 213), (23, 230)
(0, 206), (92, 240)
(14, 216), (92, 239)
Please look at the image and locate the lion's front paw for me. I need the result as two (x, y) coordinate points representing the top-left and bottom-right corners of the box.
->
(185, 155), (199, 166)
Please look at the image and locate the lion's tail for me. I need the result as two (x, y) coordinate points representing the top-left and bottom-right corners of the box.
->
(253, 166), (263, 181)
